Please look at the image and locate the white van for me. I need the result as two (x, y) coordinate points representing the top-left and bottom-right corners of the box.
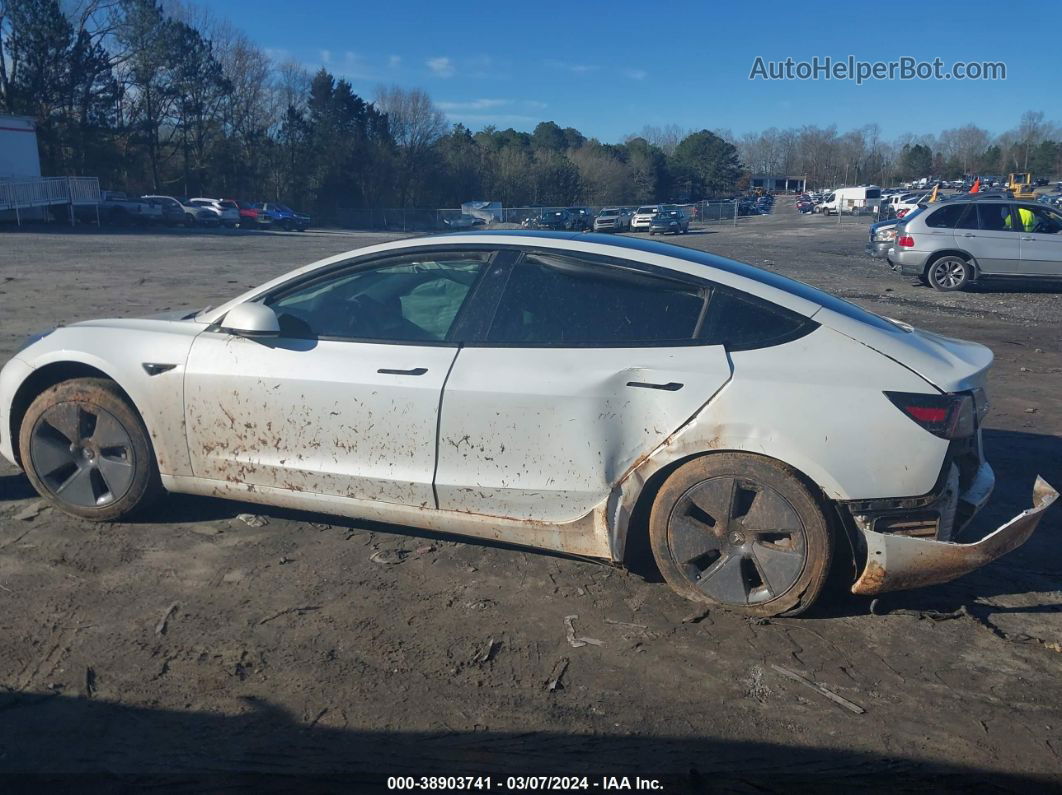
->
(820, 185), (883, 216)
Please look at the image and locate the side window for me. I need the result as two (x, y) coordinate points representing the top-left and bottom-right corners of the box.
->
(1029, 206), (1062, 234)
(925, 203), (969, 229)
(977, 203), (1015, 232)
(700, 288), (814, 351)
(484, 253), (705, 345)
(954, 204), (978, 229)
(265, 251), (491, 342)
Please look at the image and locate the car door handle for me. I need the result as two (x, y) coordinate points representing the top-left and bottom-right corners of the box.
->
(626, 380), (683, 391)
(1020, 236), (1035, 241)
(962, 232), (977, 237)
(378, 367), (428, 376)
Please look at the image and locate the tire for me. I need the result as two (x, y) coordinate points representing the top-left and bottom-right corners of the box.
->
(926, 255), (971, 291)
(18, 378), (162, 521)
(648, 453), (832, 617)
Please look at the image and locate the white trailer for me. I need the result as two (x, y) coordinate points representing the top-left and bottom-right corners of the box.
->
(0, 115), (42, 178)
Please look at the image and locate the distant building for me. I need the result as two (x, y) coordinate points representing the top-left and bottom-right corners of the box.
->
(749, 174), (807, 192)
(0, 115), (42, 178)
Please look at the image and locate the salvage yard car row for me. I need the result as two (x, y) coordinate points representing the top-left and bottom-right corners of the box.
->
(89, 192), (311, 230)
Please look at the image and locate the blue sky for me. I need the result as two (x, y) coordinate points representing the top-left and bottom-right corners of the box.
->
(228, 1), (1059, 143)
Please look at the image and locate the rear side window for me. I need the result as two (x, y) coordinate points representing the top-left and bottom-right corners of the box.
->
(700, 288), (814, 351)
(977, 203), (1014, 231)
(485, 253), (705, 345)
(925, 203), (970, 228)
(865, 189), (881, 199)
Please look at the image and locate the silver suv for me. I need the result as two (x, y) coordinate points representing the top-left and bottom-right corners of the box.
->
(890, 195), (1062, 290)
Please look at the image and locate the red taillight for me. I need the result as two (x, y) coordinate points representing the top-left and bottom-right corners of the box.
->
(905, 405), (949, 423)
(885, 392), (975, 439)
(896, 209), (908, 218)
(897, 235), (914, 247)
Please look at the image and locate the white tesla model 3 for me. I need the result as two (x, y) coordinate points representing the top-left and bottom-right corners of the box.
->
(1, 232), (1054, 616)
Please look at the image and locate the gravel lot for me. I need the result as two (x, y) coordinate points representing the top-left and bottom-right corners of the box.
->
(1, 207), (1061, 790)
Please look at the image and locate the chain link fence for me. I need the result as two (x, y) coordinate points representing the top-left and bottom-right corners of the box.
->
(333, 200), (772, 232)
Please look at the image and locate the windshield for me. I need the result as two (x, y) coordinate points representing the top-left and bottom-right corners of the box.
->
(598, 210), (618, 217)
(275, 204), (292, 213)
(636, 206), (657, 214)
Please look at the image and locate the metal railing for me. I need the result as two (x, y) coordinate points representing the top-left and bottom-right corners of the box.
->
(0, 176), (101, 226)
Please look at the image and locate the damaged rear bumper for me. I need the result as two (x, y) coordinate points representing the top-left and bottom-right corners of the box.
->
(850, 476), (1058, 596)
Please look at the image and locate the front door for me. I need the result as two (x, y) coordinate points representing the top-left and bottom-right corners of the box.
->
(184, 249), (494, 507)
(435, 250), (733, 523)
(960, 202), (1021, 275)
(1018, 205), (1062, 276)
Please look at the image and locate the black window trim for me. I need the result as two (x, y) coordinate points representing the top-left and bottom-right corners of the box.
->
(215, 245), (504, 347)
(460, 246), (817, 351)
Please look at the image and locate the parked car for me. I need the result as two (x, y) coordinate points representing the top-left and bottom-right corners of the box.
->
(443, 214), (487, 229)
(188, 198), (240, 228)
(532, 209), (574, 230)
(566, 207), (594, 231)
(3, 232), (1055, 617)
(99, 191), (164, 225)
(233, 200), (264, 228)
(648, 207), (689, 235)
(630, 205), (660, 231)
(889, 195), (1062, 290)
(256, 202), (311, 231)
(865, 219), (900, 260)
(892, 193), (930, 219)
(593, 207), (631, 232)
(142, 196), (185, 226)
(142, 195), (214, 227)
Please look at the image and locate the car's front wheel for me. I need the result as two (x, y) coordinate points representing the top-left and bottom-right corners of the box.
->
(926, 256), (971, 291)
(18, 378), (162, 521)
(649, 453), (832, 617)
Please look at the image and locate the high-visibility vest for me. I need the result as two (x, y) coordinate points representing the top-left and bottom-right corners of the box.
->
(1005, 207), (1035, 231)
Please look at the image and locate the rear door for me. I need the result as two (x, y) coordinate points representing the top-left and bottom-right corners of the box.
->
(1018, 205), (1062, 276)
(964, 202), (1021, 275)
(435, 249), (733, 524)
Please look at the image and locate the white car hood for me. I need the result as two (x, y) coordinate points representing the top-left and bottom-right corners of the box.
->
(813, 306), (992, 393)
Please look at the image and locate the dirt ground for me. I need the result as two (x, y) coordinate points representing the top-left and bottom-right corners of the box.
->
(1, 208), (1061, 791)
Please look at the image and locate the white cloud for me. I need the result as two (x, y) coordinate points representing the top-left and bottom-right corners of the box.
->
(427, 57), (456, 77)
(437, 98), (512, 111)
(623, 68), (647, 81)
(319, 49), (332, 64)
(545, 59), (599, 74)
(388, 55), (401, 68)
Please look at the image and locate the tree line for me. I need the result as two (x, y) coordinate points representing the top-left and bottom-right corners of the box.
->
(2, 0), (1060, 223)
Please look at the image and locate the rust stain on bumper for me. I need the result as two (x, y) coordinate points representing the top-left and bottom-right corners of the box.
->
(852, 476), (1058, 596)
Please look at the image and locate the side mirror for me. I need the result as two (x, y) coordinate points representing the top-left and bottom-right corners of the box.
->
(219, 302), (280, 337)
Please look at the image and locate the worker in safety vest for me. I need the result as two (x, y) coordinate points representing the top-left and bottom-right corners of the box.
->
(1004, 206), (1035, 232)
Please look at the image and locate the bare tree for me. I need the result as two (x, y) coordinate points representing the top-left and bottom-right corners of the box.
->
(374, 84), (448, 205)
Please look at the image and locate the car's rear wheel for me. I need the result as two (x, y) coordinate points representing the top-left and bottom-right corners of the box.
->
(18, 378), (162, 521)
(649, 453), (832, 617)
(926, 256), (971, 291)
